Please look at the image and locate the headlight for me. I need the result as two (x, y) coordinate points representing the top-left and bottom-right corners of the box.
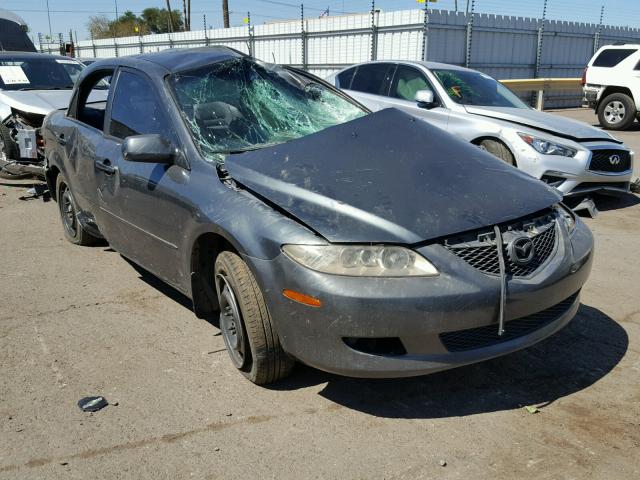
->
(555, 204), (576, 235)
(282, 244), (439, 277)
(518, 132), (577, 157)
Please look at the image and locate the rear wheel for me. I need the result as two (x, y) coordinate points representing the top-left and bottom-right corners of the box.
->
(214, 251), (293, 385)
(0, 124), (30, 180)
(56, 175), (99, 246)
(597, 93), (636, 130)
(478, 139), (515, 166)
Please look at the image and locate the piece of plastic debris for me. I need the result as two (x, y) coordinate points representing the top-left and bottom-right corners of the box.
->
(77, 396), (108, 412)
(524, 405), (540, 414)
(631, 178), (640, 194)
(572, 197), (598, 218)
(214, 447), (220, 452)
(439, 459), (447, 467)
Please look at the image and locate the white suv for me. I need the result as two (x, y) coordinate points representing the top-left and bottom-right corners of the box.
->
(582, 44), (640, 130)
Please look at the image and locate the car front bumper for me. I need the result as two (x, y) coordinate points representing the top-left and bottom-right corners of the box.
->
(508, 135), (634, 196)
(246, 218), (593, 378)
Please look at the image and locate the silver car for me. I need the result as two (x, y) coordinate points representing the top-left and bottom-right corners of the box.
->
(326, 61), (634, 196)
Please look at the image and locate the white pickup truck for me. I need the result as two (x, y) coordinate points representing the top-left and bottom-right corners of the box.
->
(582, 43), (640, 131)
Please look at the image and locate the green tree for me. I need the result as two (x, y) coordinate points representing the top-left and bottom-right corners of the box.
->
(86, 8), (183, 39)
(141, 8), (184, 34)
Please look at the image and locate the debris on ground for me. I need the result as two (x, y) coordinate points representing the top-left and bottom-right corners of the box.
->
(77, 396), (109, 412)
(524, 405), (540, 414)
(439, 459), (447, 467)
(18, 184), (50, 202)
(572, 197), (598, 218)
(631, 178), (640, 194)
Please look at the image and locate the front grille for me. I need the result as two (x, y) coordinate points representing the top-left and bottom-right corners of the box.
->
(444, 212), (558, 278)
(508, 224), (556, 277)
(439, 291), (579, 352)
(589, 150), (631, 173)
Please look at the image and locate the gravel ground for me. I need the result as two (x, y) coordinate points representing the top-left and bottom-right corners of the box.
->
(1, 109), (639, 479)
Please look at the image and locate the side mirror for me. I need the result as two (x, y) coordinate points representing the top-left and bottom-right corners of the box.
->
(415, 89), (436, 109)
(122, 134), (176, 164)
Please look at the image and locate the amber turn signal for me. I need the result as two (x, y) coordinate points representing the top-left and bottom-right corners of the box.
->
(282, 289), (322, 308)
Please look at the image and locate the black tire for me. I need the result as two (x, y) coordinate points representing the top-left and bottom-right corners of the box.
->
(0, 124), (30, 180)
(597, 93), (636, 131)
(214, 251), (293, 385)
(56, 175), (99, 246)
(478, 139), (516, 166)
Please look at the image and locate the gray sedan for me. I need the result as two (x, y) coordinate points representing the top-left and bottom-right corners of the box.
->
(327, 61), (634, 197)
(43, 48), (593, 385)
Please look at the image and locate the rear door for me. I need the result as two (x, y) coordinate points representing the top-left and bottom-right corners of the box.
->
(340, 63), (396, 111)
(93, 68), (191, 287)
(53, 69), (113, 214)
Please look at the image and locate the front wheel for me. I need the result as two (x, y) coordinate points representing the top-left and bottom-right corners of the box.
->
(478, 139), (516, 166)
(597, 93), (636, 130)
(214, 251), (293, 385)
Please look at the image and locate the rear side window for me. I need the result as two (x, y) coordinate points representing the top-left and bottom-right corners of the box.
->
(336, 67), (356, 89)
(109, 71), (176, 142)
(349, 63), (395, 96)
(593, 48), (637, 67)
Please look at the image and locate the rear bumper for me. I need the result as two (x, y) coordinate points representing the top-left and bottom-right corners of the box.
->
(246, 219), (593, 378)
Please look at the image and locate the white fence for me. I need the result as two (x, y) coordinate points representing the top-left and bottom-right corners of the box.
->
(40, 8), (640, 107)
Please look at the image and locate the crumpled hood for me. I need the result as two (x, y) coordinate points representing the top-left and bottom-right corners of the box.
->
(0, 90), (75, 116)
(464, 105), (617, 142)
(226, 108), (561, 244)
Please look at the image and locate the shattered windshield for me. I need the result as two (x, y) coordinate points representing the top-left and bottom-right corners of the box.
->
(168, 58), (366, 160)
(0, 56), (85, 91)
(432, 69), (528, 108)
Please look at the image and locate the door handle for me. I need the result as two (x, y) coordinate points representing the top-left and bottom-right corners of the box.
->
(95, 158), (117, 175)
(56, 133), (66, 146)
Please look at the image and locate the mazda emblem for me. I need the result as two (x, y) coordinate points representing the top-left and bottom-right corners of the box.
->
(508, 237), (536, 266)
(609, 154), (621, 165)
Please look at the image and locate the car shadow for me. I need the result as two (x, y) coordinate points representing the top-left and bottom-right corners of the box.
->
(270, 304), (628, 419)
(121, 256), (196, 313)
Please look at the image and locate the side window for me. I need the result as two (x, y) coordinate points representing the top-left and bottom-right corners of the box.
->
(336, 67), (356, 89)
(109, 71), (176, 142)
(74, 70), (112, 131)
(390, 65), (433, 101)
(349, 63), (395, 96)
(593, 48), (637, 67)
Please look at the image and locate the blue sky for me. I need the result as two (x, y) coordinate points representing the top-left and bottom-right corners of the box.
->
(2, 0), (640, 42)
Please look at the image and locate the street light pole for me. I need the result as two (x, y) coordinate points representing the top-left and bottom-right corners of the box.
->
(114, 0), (119, 19)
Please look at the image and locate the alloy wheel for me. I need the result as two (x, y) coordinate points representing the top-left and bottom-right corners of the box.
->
(603, 101), (626, 125)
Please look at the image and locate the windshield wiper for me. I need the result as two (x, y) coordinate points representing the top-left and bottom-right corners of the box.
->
(18, 86), (74, 91)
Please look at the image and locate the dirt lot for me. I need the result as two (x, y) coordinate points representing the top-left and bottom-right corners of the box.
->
(1, 108), (639, 479)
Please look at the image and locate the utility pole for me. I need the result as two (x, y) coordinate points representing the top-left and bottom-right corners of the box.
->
(45, 0), (52, 38)
(223, 0), (230, 28)
(188, 0), (191, 30)
(114, 0), (119, 19)
(166, 0), (174, 32)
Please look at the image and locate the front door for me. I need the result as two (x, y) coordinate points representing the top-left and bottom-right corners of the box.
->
(384, 64), (450, 131)
(94, 68), (191, 287)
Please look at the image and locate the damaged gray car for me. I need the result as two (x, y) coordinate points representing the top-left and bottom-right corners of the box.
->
(0, 52), (105, 179)
(43, 47), (594, 385)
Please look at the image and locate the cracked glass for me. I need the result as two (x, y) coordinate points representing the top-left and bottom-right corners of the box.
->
(168, 58), (366, 163)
